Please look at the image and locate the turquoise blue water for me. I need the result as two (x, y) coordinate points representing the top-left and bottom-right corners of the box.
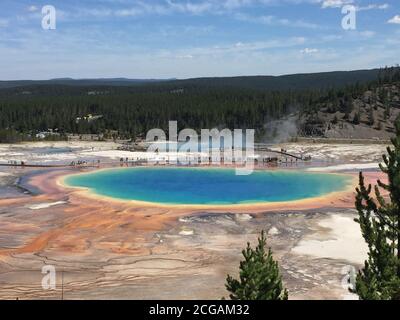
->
(64, 167), (352, 205)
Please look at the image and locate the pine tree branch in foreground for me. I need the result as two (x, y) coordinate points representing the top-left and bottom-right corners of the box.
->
(354, 121), (400, 300)
(225, 231), (288, 300)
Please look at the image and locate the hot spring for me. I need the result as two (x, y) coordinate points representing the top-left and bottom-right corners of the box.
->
(63, 167), (353, 206)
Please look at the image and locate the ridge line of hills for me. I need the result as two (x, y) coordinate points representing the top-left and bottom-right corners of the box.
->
(0, 68), (385, 91)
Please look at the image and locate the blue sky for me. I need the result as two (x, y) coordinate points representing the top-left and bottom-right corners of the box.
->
(0, 0), (399, 80)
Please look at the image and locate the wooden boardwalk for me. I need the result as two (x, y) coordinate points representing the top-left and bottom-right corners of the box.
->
(255, 144), (310, 161)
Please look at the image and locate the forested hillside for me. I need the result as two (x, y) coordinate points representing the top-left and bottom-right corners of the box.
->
(299, 67), (400, 139)
(0, 67), (399, 143)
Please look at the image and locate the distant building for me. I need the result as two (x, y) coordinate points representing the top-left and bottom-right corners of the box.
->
(76, 114), (104, 123)
(35, 130), (60, 139)
(87, 91), (109, 96)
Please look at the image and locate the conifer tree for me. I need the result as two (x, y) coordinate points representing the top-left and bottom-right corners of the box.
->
(354, 122), (400, 300)
(353, 112), (360, 125)
(226, 231), (288, 300)
(368, 108), (375, 126)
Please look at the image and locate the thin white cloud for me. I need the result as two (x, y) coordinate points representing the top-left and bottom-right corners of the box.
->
(166, 0), (215, 15)
(356, 3), (389, 11)
(114, 8), (142, 17)
(223, 0), (254, 10)
(74, 1), (239, 18)
(176, 54), (194, 59)
(321, 34), (343, 41)
(159, 37), (308, 59)
(388, 15), (400, 24)
(27, 5), (39, 12)
(300, 48), (319, 54)
(51, 0), (330, 20)
(321, 0), (354, 9)
(235, 13), (319, 29)
(359, 30), (376, 38)
(320, 0), (389, 11)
